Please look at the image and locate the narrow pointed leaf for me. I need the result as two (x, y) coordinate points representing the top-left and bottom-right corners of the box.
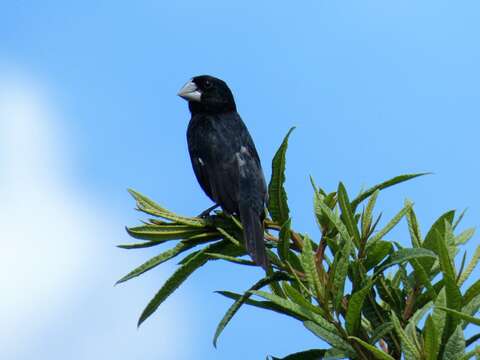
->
(420, 210), (455, 272)
(374, 248), (436, 275)
(437, 307), (480, 326)
(345, 281), (373, 335)
(370, 322), (394, 344)
(250, 290), (331, 328)
(424, 315), (440, 360)
(278, 219), (292, 261)
(458, 244), (480, 286)
(283, 283), (324, 316)
(442, 326), (466, 360)
(268, 127), (295, 224)
(349, 336), (396, 360)
(301, 234), (323, 300)
(116, 241), (197, 284)
(314, 194), (351, 243)
(338, 182), (361, 246)
(332, 235), (353, 310)
(137, 240), (240, 326)
(303, 321), (355, 355)
(364, 241), (393, 270)
(350, 173), (429, 210)
(205, 253), (255, 266)
(391, 311), (421, 359)
(269, 349), (328, 360)
(406, 205), (422, 247)
(217, 291), (304, 321)
(435, 228), (463, 340)
(252, 290), (354, 353)
(128, 189), (206, 226)
(456, 228), (475, 245)
(126, 224), (203, 241)
(367, 201), (412, 247)
(465, 280), (480, 305)
(361, 189), (380, 239)
(213, 272), (289, 347)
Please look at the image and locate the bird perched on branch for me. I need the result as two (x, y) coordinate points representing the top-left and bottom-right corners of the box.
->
(178, 75), (269, 269)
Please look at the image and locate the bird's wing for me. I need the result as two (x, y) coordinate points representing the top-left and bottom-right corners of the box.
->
(189, 155), (214, 200)
(187, 115), (240, 213)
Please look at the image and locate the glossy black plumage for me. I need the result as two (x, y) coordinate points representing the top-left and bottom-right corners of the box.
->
(178, 75), (268, 269)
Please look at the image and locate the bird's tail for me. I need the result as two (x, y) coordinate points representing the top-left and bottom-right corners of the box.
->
(238, 202), (269, 270)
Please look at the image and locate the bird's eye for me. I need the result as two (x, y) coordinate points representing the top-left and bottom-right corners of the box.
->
(204, 80), (212, 89)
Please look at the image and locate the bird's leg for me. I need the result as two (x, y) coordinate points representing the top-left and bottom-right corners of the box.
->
(197, 204), (220, 218)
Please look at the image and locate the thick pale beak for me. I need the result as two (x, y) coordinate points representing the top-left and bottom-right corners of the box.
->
(177, 81), (202, 102)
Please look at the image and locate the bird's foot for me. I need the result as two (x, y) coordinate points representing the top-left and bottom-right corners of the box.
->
(197, 204), (220, 218)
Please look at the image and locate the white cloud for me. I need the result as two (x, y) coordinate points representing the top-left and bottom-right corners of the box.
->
(0, 70), (192, 359)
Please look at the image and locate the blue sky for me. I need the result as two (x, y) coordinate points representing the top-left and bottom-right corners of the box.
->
(1, 1), (479, 359)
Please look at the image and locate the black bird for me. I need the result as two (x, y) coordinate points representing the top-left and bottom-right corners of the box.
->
(178, 75), (269, 269)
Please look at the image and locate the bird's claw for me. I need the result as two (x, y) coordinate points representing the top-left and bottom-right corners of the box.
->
(197, 204), (220, 218)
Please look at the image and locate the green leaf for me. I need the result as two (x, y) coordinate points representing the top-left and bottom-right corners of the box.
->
(252, 290), (354, 353)
(435, 227), (463, 340)
(269, 349), (328, 360)
(436, 307), (480, 326)
(420, 210), (455, 273)
(345, 281), (373, 335)
(137, 240), (240, 326)
(278, 219), (292, 261)
(370, 322), (394, 344)
(462, 294), (480, 329)
(361, 189), (380, 239)
(268, 127), (295, 224)
(410, 258), (435, 293)
(465, 280), (480, 305)
(367, 201), (412, 247)
(442, 326), (466, 360)
(458, 244), (480, 286)
(314, 194), (352, 243)
(116, 241), (197, 284)
(406, 301), (433, 353)
(301, 234), (324, 300)
(391, 311), (421, 359)
(331, 234), (353, 310)
(126, 224), (203, 241)
(213, 272), (288, 347)
(456, 228), (475, 245)
(406, 205), (422, 247)
(432, 289), (447, 340)
(216, 227), (241, 246)
(424, 315), (440, 360)
(283, 283), (324, 316)
(364, 241), (393, 270)
(348, 336), (396, 360)
(250, 290), (331, 328)
(303, 321), (355, 355)
(350, 173), (429, 210)
(337, 182), (361, 247)
(118, 232), (219, 249)
(453, 209), (467, 230)
(128, 189), (206, 227)
(205, 253), (255, 266)
(374, 248), (437, 275)
(217, 291), (304, 321)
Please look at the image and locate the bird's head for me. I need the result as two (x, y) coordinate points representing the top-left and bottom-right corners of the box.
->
(178, 75), (236, 114)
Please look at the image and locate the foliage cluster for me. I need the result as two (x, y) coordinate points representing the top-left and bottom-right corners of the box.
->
(118, 129), (480, 359)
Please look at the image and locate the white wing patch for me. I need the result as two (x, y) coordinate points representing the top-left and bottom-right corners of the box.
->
(237, 146), (249, 176)
(235, 152), (246, 167)
(198, 157), (205, 166)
